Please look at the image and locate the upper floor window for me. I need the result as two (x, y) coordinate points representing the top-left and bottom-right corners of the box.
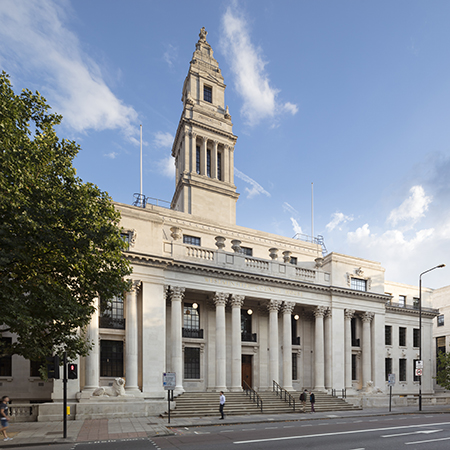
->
(99, 296), (125, 329)
(290, 256), (298, 265)
(204, 85), (212, 103)
(399, 295), (406, 307)
(183, 303), (200, 330)
(399, 327), (406, 347)
(413, 297), (420, 309)
(121, 232), (130, 250)
(196, 146), (200, 174)
(238, 246), (253, 256)
(207, 149), (211, 177)
(385, 325), (392, 346)
(413, 328), (420, 348)
(183, 235), (201, 246)
(437, 314), (444, 327)
(399, 358), (407, 382)
(217, 152), (222, 181)
(351, 278), (367, 291)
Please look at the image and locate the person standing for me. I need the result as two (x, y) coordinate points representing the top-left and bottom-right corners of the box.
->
(299, 389), (307, 411)
(219, 391), (226, 419)
(0, 396), (12, 441)
(309, 391), (315, 413)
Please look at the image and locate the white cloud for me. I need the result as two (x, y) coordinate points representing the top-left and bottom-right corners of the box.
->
(387, 185), (432, 227)
(326, 212), (354, 232)
(290, 218), (303, 236)
(156, 157), (176, 178)
(234, 168), (270, 199)
(0, 0), (139, 142)
(153, 132), (174, 148)
(163, 44), (178, 68)
(221, 6), (298, 126)
(104, 152), (118, 159)
(283, 202), (299, 217)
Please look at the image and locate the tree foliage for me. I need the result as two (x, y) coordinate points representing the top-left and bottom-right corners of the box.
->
(435, 351), (450, 390)
(0, 72), (131, 363)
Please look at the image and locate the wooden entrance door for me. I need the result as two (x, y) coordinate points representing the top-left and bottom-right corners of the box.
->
(242, 355), (252, 388)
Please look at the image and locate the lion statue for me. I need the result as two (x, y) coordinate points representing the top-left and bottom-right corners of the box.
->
(93, 377), (127, 397)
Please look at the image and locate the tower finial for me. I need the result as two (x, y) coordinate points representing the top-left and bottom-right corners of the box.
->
(199, 27), (208, 42)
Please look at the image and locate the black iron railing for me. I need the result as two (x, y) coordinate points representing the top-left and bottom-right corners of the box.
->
(331, 388), (346, 399)
(241, 332), (257, 342)
(273, 380), (296, 411)
(292, 336), (300, 345)
(352, 338), (360, 347)
(243, 380), (263, 413)
(182, 328), (204, 339)
(99, 317), (125, 330)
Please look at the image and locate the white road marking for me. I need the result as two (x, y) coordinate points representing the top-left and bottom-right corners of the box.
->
(242, 428), (256, 431)
(405, 436), (450, 445)
(382, 430), (442, 438)
(265, 427), (278, 429)
(220, 430), (234, 433)
(233, 421), (450, 445)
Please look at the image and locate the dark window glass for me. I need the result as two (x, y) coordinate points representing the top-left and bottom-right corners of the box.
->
(204, 85), (212, 103)
(437, 315), (444, 327)
(292, 353), (298, 380)
(183, 303), (200, 330)
(385, 358), (392, 381)
(413, 297), (420, 309)
(399, 327), (406, 347)
(217, 152), (222, 180)
(183, 235), (201, 246)
(121, 232), (130, 250)
(241, 309), (256, 341)
(100, 340), (123, 377)
(196, 145), (200, 174)
(100, 296), (125, 329)
(289, 257), (298, 265)
(436, 337), (446, 378)
(207, 149), (211, 177)
(0, 338), (12, 377)
(351, 354), (357, 380)
(184, 347), (200, 379)
(399, 358), (406, 382)
(291, 315), (299, 345)
(385, 325), (392, 346)
(30, 359), (45, 377)
(351, 318), (359, 347)
(351, 278), (367, 291)
(238, 246), (253, 256)
(413, 328), (420, 348)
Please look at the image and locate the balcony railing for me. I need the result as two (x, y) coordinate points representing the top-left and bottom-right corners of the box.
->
(242, 332), (257, 342)
(352, 338), (360, 347)
(292, 336), (300, 346)
(182, 328), (204, 339)
(99, 316), (125, 330)
(386, 301), (439, 313)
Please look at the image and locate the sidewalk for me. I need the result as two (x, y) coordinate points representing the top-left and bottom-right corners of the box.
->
(3, 404), (450, 448)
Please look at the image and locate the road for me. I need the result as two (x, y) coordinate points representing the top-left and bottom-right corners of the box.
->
(11, 413), (450, 450)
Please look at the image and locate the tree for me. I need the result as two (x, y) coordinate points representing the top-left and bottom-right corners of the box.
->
(0, 72), (131, 366)
(435, 351), (450, 390)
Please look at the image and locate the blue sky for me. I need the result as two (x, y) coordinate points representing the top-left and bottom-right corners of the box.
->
(1, 0), (449, 288)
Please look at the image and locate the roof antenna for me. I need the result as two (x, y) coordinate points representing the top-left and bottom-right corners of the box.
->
(140, 124), (143, 206)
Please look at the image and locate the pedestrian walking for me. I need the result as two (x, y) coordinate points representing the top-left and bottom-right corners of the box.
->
(219, 391), (226, 419)
(310, 391), (315, 413)
(299, 389), (308, 411)
(0, 396), (12, 441)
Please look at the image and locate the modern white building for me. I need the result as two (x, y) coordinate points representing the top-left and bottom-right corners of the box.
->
(2, 28), (446, 419)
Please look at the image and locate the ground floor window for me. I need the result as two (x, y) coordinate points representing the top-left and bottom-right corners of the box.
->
(100, 340), (123, 377)
(399, 358), (407, 382)
(0, 337), (12, 377)
(292, 353), (298, 380)
(184, 347), (200, 379)
(385, 358), (392, 381)
(436, 336), (446, 378)
(351, 354), (357, 380)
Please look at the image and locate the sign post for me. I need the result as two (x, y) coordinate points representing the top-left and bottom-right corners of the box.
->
(387, 374), (395, 412)
(163, 373), (176, 424)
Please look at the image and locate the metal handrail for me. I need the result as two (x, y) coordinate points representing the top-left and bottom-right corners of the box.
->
(243, 381), (263, 413)
(272, 380), (296, 411)
(331, 388), (346, 399)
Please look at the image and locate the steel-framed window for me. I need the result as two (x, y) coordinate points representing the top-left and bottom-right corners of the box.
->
(351, 278), (367, 291)
(184, 347), (200, 379)
(203, 85), (212, 103)
(100, 340), (124, 377)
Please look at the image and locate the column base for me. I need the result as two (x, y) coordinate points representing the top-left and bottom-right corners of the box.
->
(215, 387), (228, 392)
(125, 387), (144, 397)
(230, 386), (243, 392)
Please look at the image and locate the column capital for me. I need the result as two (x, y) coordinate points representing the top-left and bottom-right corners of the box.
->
(344, 308), (355, 320)
(267, 299), (281, 312)
(213, 292), (228, 307)
(314, 305), (327, 318)
(230, 294), (244, 308)
(282, 301), (295, 315)
(127, 279), (141, 293)
(324, 307), (332, 319)
(361, 311), (374, 323)
(170, 286), (185, 302)
(190, 131), (197, 138)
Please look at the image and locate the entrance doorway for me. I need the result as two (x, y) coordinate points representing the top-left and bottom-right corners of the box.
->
(242, 355), (252, 388)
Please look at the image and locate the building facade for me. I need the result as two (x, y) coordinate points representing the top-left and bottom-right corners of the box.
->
(1, 28), (444, 419)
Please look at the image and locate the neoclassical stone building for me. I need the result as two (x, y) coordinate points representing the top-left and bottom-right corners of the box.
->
(2, 28), (443, 419)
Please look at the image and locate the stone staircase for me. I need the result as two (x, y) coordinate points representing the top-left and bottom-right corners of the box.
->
(162, 390), (361, 418)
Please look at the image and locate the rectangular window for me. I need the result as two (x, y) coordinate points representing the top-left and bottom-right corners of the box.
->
(238, 246), (253, 256)
(413, 297), (420, 309)
(437, 315), (444, 327)
(290, 257), (298, 265)
(183, 303), (202, 338)
(196, 145), (200, 174)
(183, 235), (201, 246)
(99, 296), (125, 329)
(351, 318), (359, 347)
(184, 347), (200, 379)
(399, 295), (406, 307)
(120, 232), (130, 250)
(241, 309), (256, 342)
(385, 325), (392, 346)
(399, 327), (406, 347)
(413, 328), (420, 348)
(351, 354), (357, 380)
(413, 359), (420, 382)
(399, 358), (407, 382)
(100, 340), (124, 377)
(203, 85), (212, 103)
(351, 278), (367, 291)
(217, 152), (222, 180)
(385, 358), (392, 381)
(291, 315), (300, 345)
(207, 149), (211, 177)
(30, 359), (45, 377)
(0, 338), (12, 377)
(436, 336), (446, 377)
(292, 353), (298, 380)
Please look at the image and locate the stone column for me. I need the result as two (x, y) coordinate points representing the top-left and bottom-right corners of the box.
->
(200, 137), (207, 175)
(83, 296), (100, 393)
(189, 132), (196, 173)
(230, 295), (244, 391)
(268, 300), (281, 385)
(229, 146), (235, 184)
(211, 140), (218, 179)
(171, 286), (185, 394)
(344, 309), (355, 390)
(223, 145), (230, 183)
(282, 302), (295, 390)
(125, 280), (141, 394)
(214, 292), (228, 391)
(324, 308), (332, 390)
(361, 312), (374, 390)
(314, 306), (326, 391)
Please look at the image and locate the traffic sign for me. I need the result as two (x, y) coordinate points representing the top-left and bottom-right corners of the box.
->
(163, 372), (176, 390)
(388, 373), (395, 386)
(415, 368), (423, 376)
(416, 360), (423, 369)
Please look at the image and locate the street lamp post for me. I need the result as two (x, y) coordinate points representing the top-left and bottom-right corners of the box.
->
(418, 264), (445, 411)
